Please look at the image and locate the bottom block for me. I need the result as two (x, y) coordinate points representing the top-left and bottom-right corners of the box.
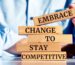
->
(21, 52), (66, 61)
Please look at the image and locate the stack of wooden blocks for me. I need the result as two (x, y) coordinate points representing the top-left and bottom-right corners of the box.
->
(16, 9), (75, 65)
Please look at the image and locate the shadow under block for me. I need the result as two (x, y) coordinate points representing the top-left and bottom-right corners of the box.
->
(22, 61), (66, 65)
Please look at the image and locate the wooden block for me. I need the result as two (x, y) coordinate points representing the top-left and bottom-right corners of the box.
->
(33, 9), (75, 25)
(18, 26), (62, 35)
(21, 52), (66, 61)
(22, 61), (66, 65)
(28, 34), (72, 43)
(16, 42), (62, 52)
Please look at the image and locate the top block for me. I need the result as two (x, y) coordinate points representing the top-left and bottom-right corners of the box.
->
(33, 9), (75, 25)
